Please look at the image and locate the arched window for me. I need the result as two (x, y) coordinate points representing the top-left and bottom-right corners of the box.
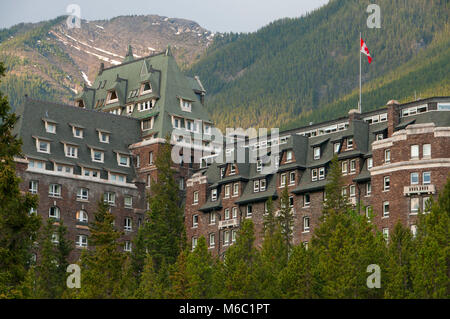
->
(49, 206), (60, 219)
(76, 210), (88, 223)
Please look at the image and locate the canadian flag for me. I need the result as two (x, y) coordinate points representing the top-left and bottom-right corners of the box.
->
(360, 38), (372, 64)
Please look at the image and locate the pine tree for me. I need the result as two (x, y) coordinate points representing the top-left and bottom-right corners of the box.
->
(78, 198), (125, 298)
(384, 222), (414, 299)
(410, 177), (450, 298)
(0, 61), (41, 298)
(167, 250), (190, 299)
(35, 218), (72, 298)
(278, 186), (294, 257)
(143, 138), (186, 271)
(130, 228), (147, 288)
(186, 237), (215, 298)
(221, 219), (260, 298)
(135, 254), (169, 299)
(279, 244), (317, 298)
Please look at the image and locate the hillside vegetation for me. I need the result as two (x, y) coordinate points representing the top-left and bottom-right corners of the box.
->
(188, 0), (450, 130)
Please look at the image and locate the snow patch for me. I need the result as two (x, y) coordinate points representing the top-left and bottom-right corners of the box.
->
(81, 72), (92, 86)
(95, 25), (104, 30)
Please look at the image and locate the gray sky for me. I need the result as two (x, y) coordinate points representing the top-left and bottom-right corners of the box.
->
(0, 0), (329, 33)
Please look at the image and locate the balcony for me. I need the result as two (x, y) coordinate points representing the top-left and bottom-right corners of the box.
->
(219, 218), (238, 229)
(404, 184), (435, 196)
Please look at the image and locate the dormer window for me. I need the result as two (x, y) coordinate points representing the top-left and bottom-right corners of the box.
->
(73, 127), (83, 138)
(204, 124), (211, 135)
(35, 137), (50, 154)
(64, 144), (78, 158)
(211, 189), (217, 201)
(286, 150), (293, 162)
(180, 99), (192, 112)
(142, 118), (154, 131)
(173, 117), (182, 129)
(107, 90), (118, 104)
(314, 147), (321, 160)
(45, 122), (56, 134)
(334, 143), (340, 154)
(91, 149), (104, 163)
(141, 82), (152, 95)
(110, 173), (126, 184)
(98, 131), (110, 143)
(230, 164), (236, 175)
(126, 104), (134, 115)
(139, 100), (153, 112)
(118, 154), (130, 167)
(347, 138), (354, 150)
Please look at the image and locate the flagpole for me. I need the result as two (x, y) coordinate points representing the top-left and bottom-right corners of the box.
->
(359, 32), (362, 113)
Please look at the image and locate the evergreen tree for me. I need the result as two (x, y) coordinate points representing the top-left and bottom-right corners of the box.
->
(279, 244), (317, 298)
(130, 227), (147, 288)
(143, 138), (186, 271)
(186, 237), (215, 298)
(78, 198), (125, 298)
(0, 61), (41, 298)
(167, 250), (189, 299)
(35, 218), (72, 298)
(135, 254), (169, 299)
(278, 186), (294, 257)
(410, 177), (450, 298)
(221, 219), (260, 298)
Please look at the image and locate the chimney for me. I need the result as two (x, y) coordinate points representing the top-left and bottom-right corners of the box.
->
(348, 108), (361, 125)
(386, 100), (400, 137)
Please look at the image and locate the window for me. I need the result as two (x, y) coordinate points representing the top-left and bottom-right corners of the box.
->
(423, 172), (431, 185)
(347, 138), (353, 150)
(342, 161), (348, 174)
(232, 207), (238, 219)
(193, 191), (199, 204)
(211, 189), (217, 201)
(318, 167), (325, 180)
(385, 149), (391, 163)
(126, 104), (134, 115)
(124, 196), (132, 208)
(173, 117), (181, 129)
(314, 147), (321, 160)
(366, 182), (372, 196)
(99, 131), (110, 143)
(411, 173), (419, 185)
(423, 144), (431, 158)
(230, 164), (236, 175)
(51, 233), (59, 244)
(49, 184), (61, 197)
(303, 242), (309, 250)
(110, 173), (126, 184)
(311, 169), (318, 181)
(116, 154), (129, 167)
(55, 164), (72, 174)
(104, 192), (115, 205)
(303, 216), (310, 232)
(411, 225), (417, 238)
(49, 206), (60, 219)
(220, 167), (225, 179)
(77, 188), (89, 201)
(28, 160), (45, 170)
(142, 118), (153, 131)
(124, 241), (132, 252)
(304, 193), (311, 207)
(286, 150), (293, 162)
(260, 179), (266, 191)
(38, 140), (50, 153)
(289, 171), (296, 185)
(45, 122), (56, 134)
(142, 82), (152, 94)
(76, 210), (88, 223)
(29, 180), (38, 194)
(438, 102), (450, 110)
(204, 124), (211, 135)
(139, 100), (153, 112)
(280, 173), (287, 187)
(73, 127), (83, 138)
(224, 209), (230, 220)
(136, 155), (140, 168)
(180, 99), (192, 112)
(149, 152), (154, 165)
(350, 160), (356, 173)
(82, 168), (100, 179)
(384, 176), (390, 191)
(209, 212), (216, 224)
(232, 230), (237, 243)
(334, 143), (340, 154)
(247, 205), (252, 217)
(92, 149), (104, 163)
(209, 233), (215, 248)
(254, 180), (260, 193)
(76, 235), (88, 248)
(376, 133), (384, 141)
(411, 145), (419, 159)
(192, 215), (199, 227)
(423, 197), (430, 213)
(179, 178), (184, 190)
(224, 231), (230, 245)
(383, 201), (390, 217)
(349, 185), (356, 197)
(228, 182), (237, 196)
(289, 196), (294, 207)
(224, 184), (231, 198)
(410, 198), (419, 214)
(382, 228), (389, 242)
(147, 175), (151, 188)
(342, 187), (347, 197)
(365, 206), (372, 219)
(124, 217), (132, 231)
(367, 158), (373, 169)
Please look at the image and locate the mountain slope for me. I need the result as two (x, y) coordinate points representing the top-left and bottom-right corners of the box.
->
(188, 0), (450, 130)
(0, 15), (215, 111)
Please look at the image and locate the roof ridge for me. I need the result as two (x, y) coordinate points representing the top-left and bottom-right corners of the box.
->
(24, 97), (141, 122)
(100, 51), (166, 72)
